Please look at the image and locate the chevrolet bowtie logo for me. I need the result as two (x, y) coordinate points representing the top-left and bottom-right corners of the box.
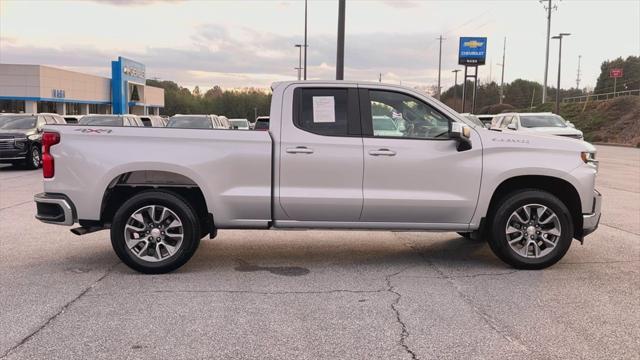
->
(463, 40), (484, 48)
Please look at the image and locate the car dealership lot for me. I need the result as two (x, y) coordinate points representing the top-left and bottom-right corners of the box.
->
(0, 145), (638, 360)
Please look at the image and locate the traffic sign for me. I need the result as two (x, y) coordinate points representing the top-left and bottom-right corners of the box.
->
(610, 68), (623, 78)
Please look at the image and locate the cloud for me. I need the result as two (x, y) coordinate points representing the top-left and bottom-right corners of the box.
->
(0, 23), (455, 89)
(380, 0), (421, 9)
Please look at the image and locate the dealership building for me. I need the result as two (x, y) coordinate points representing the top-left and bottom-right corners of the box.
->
(0, 57), (164, 115)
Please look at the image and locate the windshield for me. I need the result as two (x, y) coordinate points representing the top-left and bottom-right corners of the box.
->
(230, 120), (248, 127)
(373, 116), (398, 131)
(520, 115), (567, 128)
(79, 116), (122, 126)
(0, 115), (37, 130)
(167, 116), (212, 129)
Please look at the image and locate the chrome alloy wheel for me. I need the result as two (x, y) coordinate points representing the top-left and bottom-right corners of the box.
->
(32, 148), (41, 167)
(505, 204), (561, 259)
(124, 205), (184, 262)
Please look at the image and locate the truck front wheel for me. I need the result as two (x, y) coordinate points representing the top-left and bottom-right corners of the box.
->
(110, 190), (201, 274)
(488, 189), (573, 270)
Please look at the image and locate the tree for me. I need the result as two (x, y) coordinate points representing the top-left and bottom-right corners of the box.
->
(595, 56), (640, 94)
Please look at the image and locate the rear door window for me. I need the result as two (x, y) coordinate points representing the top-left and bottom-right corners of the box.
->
(293, 88), (359, 136)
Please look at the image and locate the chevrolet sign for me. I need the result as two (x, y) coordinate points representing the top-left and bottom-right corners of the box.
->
(459, 36), (487, 66)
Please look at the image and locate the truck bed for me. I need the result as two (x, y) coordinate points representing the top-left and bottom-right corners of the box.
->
(44, 125), (273, 228)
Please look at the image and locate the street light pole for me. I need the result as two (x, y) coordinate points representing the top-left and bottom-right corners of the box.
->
(498, 37), (506, 104)
(295, 44), (303, 80)
(336, 0), (345, 80)
(541, 0), (557, 104)
(436, 35), (445, 99)
(303, 0), (308, 80)
(552, 33), (570, 115)
(452, 69), (461, 111)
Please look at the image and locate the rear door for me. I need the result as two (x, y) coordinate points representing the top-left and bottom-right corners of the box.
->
(359, 87), (482, 224)
(278, 86), (364, 221)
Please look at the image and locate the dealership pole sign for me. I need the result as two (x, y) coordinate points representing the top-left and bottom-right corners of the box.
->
(458, 36), (487, 114)
(458, 37), (487, 66)
(111, 56), (146, 114)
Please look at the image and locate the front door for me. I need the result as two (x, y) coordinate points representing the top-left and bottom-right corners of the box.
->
(359, 88), (482, 224)
(278, 87), (364, 221)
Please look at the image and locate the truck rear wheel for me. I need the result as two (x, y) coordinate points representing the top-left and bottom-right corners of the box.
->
(487, 189), (573, 270)
(110, 190), (201, 274)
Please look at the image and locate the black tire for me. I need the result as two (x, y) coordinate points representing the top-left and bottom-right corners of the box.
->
(26, 144), (41, 169)
(110, 190), (201, 274)
(487, 189), (573, 270)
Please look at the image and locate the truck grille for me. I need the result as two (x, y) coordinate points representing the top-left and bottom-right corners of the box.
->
(0, 139), (15, 150)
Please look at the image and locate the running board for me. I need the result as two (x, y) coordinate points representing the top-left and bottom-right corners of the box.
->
(70, 225), (106, 236)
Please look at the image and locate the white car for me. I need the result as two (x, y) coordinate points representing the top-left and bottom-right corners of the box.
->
(492, 113), (584, 140)
(167, 114), (227, 129)
(78, 114), (144, 127)
(139, 115), (167, 127)
(229, 118), (250, 130)
(372, 115), (403, 137)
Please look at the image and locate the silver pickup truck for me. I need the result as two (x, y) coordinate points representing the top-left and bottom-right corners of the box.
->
(34, 81), (601, 274)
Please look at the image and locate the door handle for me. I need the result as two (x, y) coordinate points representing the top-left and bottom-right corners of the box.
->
(368, 148), (396, 156)
(286, 146), (314, 154)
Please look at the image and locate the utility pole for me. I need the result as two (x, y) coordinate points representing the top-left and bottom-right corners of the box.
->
(541, 0), (558, 104)
(303, 0), (308, 80)
(552, 33), (570, 115)
(530, 87), (536, 110)
(452, 69), (461, 111)
(576, 55), (582, 89)
(436, 35), (445, 99)
(336, 0), (345, 80)
(295, 44), (303, 80)
(498, 37), (506, 104)
(379, 73), (382, 83)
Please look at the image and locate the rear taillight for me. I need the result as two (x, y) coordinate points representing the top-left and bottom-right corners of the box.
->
(42, 132), (60, 178)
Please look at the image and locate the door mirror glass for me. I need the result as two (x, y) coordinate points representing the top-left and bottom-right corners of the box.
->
(450, 122), (472, 151)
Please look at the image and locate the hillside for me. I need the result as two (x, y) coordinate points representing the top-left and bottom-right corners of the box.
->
(513, 96), (640, 147)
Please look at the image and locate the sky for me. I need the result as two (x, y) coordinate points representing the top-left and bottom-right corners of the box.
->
(0, 0), (639, 92)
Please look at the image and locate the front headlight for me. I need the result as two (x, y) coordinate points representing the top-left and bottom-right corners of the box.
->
(581, 151), (598, 170)
(14, 138), (27, 149)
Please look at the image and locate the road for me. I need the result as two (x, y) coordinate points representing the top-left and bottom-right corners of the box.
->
(0, 145), (638, 360)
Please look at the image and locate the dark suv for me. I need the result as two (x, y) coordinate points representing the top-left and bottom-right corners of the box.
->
(0, 113), (66, 169)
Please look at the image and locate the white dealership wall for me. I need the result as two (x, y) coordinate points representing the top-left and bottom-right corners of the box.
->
(0, 63), (164, 115)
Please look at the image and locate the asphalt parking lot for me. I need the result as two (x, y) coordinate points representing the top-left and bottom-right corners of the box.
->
(0, 144), (638, 360)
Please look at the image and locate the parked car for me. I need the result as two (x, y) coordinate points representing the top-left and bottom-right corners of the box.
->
(34, 81), (600, 274)
(372, 115), (403, 136)
(63, 115), (83, 124)
(492, 113), (584, 140)
(460, 113), (488, 128)
(139, 115), (167, 127)
(214, 115), (231, 129)
(477, 114), (495, 127)
(79, 114), (144, 127)
(254, 116), (269, 130)
(167, 114), (225, 129)
(0, 113), (65, 169)
(229, 118), (250, 130)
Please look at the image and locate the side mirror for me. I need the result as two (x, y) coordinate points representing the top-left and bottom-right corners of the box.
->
(507, 124), (517, 130)
(567, 122), (576, 128)
(36, 127), (44, 133)
(450, 122), (472, 151)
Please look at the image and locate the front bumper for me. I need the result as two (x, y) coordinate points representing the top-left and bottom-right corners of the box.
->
(34, 193), (75, 226)
(581, 189), (602, 238)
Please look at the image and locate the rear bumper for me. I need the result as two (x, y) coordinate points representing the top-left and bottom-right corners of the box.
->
(34, 193), (75, 226)
(581, 189), (602, 238)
